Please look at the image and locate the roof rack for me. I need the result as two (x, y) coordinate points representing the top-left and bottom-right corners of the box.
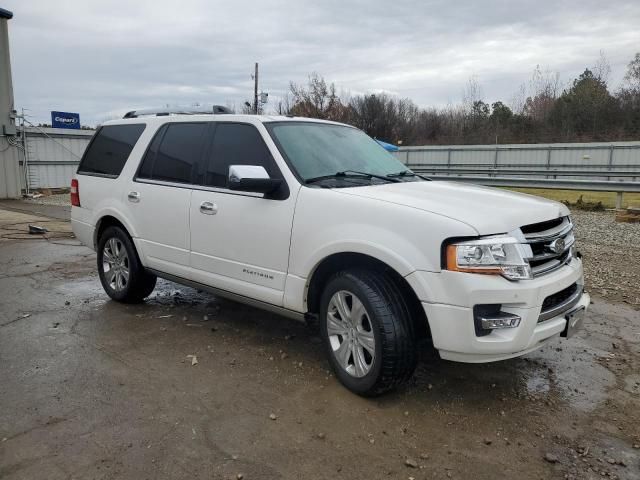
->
(123, 104), (233, 119)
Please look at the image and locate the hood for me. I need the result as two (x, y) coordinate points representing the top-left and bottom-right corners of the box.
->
(336, 180), (569, 235)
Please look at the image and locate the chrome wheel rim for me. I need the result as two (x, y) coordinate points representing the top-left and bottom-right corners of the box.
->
(102, 238), (129, 292)
(326, 290), (375, 378)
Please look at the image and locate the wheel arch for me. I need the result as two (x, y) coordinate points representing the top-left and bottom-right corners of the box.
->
(305, 252), (430, 339)
(94, 214), (133, 249)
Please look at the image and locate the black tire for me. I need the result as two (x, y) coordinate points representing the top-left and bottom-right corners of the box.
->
(97, 226), (156, 303)
(319, 269), (417, 396)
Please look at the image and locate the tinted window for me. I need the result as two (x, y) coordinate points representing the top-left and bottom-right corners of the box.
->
(138, 123), (208, 184)
(203, 123), (277, 188)
(137, 125), (165, 180)
(267, 122), (406, 181)
(78, 124), (145, 177)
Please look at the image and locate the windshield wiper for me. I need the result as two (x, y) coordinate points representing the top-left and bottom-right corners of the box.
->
(305, 170), (400, 185)
(387, 170), (431, 181)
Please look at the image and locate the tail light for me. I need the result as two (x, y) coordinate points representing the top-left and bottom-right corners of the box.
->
(70, 179), (80, 207)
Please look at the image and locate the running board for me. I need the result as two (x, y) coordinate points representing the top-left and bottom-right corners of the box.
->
(146, 268), (306, 322)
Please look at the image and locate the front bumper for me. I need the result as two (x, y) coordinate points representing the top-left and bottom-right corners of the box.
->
(406, 257), (589, 363)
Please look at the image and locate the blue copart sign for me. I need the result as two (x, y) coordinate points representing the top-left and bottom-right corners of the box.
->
(51, 111), (80, 129)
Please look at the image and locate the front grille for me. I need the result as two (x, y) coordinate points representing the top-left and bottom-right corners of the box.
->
(521, 217), (564, 234)
(541, 283), (578, 311)
(521, 216), (574, 277)
(538, 283), (582, 322)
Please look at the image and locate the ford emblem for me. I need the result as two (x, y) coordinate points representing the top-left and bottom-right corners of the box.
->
(548, 238), (565, 254)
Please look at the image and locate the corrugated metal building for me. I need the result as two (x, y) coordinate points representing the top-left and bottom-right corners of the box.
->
(23, 127), (93, 189)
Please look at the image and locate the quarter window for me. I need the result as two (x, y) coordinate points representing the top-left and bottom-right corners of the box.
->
(77, 124), (146, 177)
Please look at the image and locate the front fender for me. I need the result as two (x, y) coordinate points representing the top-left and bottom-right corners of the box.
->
(301, 234), (424, 280)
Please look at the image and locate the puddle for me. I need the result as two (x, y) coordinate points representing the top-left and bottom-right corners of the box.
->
(525, 374), (550, 395)
(526, 332), (617, 412)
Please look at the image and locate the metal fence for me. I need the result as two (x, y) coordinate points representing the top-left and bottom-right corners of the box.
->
(21, 126), (93, 190)
(7, 131), (640, 206)
(396, 141), (640, 208)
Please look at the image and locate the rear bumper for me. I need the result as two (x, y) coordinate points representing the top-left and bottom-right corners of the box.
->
(71, 206), (95, 250)
(407, 257), (588, 363)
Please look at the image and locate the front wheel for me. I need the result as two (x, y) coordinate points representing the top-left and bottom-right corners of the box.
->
(97, 226), (156, 303)
(319, 269), (417, 396)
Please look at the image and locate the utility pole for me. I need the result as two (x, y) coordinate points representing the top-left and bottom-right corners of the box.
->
(253, 62), (259, 115)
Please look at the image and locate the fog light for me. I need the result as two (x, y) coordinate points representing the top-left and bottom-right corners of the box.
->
(479, 313), (521, 330)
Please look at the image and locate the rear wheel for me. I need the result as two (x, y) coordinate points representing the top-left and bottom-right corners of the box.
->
(319, 269), (417, 396)
(97, 226), (156, 303)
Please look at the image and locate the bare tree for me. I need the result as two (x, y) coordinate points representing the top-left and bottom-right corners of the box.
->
(523, 65), (561, 123)
(510, 83), (527, 115)
(289, 72), (342, 119)
(593, 50), (611, 85)
(462, 76), (483, 114)
(275, 92), (293, 115)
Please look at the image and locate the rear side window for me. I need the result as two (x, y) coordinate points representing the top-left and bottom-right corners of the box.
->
(77, 124), (145, 177)
(137, 123), (208, 184)
(203, 123), (279, 188)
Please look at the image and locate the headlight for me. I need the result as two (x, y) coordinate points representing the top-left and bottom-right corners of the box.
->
(445, 236), (532, 280)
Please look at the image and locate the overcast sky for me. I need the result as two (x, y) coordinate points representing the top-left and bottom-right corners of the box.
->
(4, 0), (640, 126)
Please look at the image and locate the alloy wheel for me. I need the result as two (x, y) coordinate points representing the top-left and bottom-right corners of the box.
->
(326, 290), (376, 378)
(102, 237), (129, 292)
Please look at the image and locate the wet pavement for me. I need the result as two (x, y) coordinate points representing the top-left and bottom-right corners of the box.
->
(0, 206), (639, 479)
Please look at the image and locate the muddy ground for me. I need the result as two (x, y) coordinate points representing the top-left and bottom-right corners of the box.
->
(0, 203), (639, 480)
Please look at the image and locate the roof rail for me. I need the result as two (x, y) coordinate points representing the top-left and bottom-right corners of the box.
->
(123, 104), (233, 119)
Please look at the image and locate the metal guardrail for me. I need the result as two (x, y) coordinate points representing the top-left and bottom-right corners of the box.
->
(399, 142), (640, 208)
(409, 166), (640, 178)
(419, 175), (640, 192)
(413, 174), (639, 208)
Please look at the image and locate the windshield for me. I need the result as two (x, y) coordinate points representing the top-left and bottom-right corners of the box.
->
(266, 122), (410, 183)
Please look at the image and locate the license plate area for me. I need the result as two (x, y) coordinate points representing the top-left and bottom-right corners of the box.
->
(561, 306), (585, 338)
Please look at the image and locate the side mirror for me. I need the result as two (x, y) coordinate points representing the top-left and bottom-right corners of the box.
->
(228, 165), (282, 194)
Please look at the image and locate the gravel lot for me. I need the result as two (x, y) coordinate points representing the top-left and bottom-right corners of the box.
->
(572, 210), (640, 308)
(23, 193), (72, 207)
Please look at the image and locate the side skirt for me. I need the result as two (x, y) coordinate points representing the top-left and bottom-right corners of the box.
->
(147, 268), (306, 323)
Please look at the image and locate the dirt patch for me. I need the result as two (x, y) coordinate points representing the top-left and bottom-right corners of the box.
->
(563, 195), (606, 211)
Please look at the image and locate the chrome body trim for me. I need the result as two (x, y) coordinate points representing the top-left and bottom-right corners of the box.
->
(146, 268), (306, 322)
(134, 177), (265, 198)
(520, 216), (576, 278)
(530, 250), (573, 276)
(229, 165), (270, 182)
(522, 218), (573, 242)
(199, 201), (218, 215)
(538, 284), (584, 322)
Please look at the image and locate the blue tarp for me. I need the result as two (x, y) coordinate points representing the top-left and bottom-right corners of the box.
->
(375, 139), (399, 152)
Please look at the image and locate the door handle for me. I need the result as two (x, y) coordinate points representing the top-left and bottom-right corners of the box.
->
(128, 191), (140, 203)
(199, 201), (218, 215)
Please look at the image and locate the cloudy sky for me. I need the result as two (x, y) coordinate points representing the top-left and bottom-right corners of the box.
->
(4, 0), (640, 126)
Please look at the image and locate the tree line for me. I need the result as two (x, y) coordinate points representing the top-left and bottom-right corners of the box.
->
(267, 52), (640, 146)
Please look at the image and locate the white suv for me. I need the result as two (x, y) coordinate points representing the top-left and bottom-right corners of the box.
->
(71, 108), (589, 396)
